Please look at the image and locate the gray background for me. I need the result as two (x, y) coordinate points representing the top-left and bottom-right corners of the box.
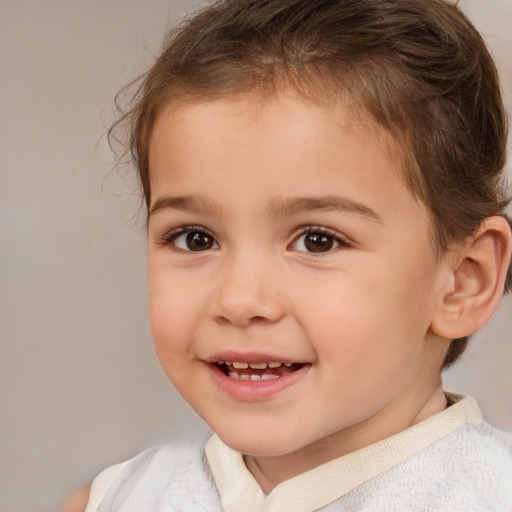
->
(0, 1), (511, 511)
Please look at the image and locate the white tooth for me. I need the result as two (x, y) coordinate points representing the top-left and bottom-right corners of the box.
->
(217, 360), (225, 365)
(261, 374), (279, 380)
(249, 362), (268, 369)
(268, 362), (282, 368)
(284, 363), (293, 367)
(233, 362), (249, 369)
(228, 372), (239, 379)
(225, 361), (233, 366)
(240, 374), (250, 380)
(250, 374), (262, 381)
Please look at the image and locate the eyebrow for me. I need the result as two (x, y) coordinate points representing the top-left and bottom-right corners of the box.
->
(150, 194), (224, 218)
(265, 196), (382, 223)
(150, 194), (382, 223)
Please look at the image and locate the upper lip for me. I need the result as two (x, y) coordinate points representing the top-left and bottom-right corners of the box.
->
(204, 351), (305, 365)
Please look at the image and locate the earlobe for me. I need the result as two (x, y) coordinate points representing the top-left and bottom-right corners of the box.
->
(431, 216), (512, 339)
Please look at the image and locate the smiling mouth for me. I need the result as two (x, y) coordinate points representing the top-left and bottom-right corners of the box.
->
(215, 360), (305, 381)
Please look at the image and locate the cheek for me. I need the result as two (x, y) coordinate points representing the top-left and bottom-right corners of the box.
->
(148, 277), (201, 363)
(149, 293), (202, 400)
(301, 260), (433, 366)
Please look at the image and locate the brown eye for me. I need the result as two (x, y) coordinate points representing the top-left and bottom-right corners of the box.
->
(292, 229), (344, 253)
(186, 232), (214, 251)
(170, 228), (219, 251)
(304, 233), (334, 252)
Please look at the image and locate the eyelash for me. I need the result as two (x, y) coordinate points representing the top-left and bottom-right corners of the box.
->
(160, 225), (350, 253)
(160, 225), (218, 252)
(288, 226), (351, 254)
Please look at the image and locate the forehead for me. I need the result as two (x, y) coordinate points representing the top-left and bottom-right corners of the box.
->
(157, 87), (407, 148)
(149, 95), (421, 225)
(150, 93), (414, 204)
(150, 92), (406, 181)
(148, 94), (435, 256)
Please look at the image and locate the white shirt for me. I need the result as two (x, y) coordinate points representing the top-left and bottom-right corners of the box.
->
(86, 394), (512, 511)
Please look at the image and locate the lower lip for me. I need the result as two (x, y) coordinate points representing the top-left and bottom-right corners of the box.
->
(208, 363), (310, 401)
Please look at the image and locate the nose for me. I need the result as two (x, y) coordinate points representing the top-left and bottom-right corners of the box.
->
(209, 252), (286, 327)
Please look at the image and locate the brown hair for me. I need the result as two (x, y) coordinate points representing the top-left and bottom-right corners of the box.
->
(110, 0), (511, 367)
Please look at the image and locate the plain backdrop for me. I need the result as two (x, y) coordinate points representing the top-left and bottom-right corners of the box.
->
(0, 1), (511, 511)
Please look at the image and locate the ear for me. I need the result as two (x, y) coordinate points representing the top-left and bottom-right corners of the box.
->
(430, 216), (512, 339)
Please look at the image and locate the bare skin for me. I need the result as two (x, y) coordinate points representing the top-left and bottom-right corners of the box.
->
(148, 93), (511, 493)
(244, 384), (448, 493)
(148, 94), (455, 492)
(59, 485), (91, 512)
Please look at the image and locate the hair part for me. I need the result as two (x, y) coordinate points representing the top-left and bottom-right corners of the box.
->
(109, 0), (512, 368)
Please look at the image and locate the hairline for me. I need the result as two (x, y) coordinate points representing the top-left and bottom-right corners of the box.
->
(146, 83), (443, 259)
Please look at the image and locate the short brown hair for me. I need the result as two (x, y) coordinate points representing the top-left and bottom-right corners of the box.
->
(110, 0), (511, 367)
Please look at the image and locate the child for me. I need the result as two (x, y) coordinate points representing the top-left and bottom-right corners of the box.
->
(73, 0), (512, 510)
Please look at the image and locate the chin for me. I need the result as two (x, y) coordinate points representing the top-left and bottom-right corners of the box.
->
(213, 426), (305, 457)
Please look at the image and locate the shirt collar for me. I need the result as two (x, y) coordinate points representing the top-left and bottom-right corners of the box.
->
(205, 393), (482, 512)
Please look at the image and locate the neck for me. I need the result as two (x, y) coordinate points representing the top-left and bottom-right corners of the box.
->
(244, 382), (447, 494)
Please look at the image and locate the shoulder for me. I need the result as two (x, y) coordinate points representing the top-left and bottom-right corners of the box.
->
(86, 437), (222, 512)
(431, 420), (512, 474)
(119, 437), (207, 472)
(407, 420), (512, 497)
(413, 421), (512, 509)
(333, 421), (512, 512)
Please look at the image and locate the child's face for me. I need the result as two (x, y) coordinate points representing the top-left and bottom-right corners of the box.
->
(147, 94), (449, 463)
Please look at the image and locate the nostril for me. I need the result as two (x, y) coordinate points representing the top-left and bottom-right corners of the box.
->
(249, 316), (267, 324)
(209, 278), (286, 327)
(213, 314), (269, 327)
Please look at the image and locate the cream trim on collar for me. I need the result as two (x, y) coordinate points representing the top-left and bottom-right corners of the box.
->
(205, 393), (482, 512)
(84, 461), (128, 512)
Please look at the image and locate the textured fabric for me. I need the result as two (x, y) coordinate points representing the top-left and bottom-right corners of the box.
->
(87, 396), (512, 511)
(84, 463), (126, 512)
(95, 439), (223, 512)
(206, 394), (483, 511)
(320, 420), (512, 511)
